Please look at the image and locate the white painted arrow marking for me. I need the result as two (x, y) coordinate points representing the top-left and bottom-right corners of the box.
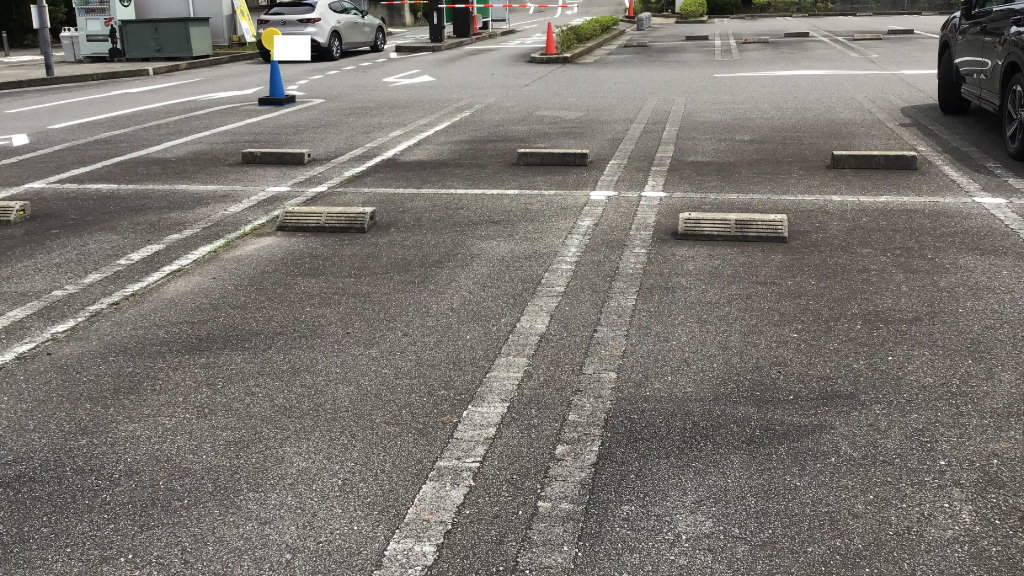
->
(0, 134), (29, 147)
(383, 70), (435, 86)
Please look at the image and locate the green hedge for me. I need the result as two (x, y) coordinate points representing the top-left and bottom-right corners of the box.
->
(555, 15), (621, 52)
(677, 0), (708, 19)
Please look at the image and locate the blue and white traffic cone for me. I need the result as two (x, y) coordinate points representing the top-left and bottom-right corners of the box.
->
(258, 60), (296, 106)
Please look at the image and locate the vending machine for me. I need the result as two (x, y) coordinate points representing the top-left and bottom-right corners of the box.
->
(74, 0), (136, 58)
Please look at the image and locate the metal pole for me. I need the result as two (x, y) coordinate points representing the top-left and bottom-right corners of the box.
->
(188, 0), (196, 17)
(2, 31), (10, 57)
(36, 1), (55, 77)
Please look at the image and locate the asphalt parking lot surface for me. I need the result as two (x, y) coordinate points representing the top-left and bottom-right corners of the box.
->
(1, 6), (1021, 575)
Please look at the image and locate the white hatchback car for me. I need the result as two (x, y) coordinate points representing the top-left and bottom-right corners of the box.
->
(256, 0), (387, 62)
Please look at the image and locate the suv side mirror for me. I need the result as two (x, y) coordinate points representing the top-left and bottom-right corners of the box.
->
(960, 0), (973, 16)
(361, 9), (368, 17)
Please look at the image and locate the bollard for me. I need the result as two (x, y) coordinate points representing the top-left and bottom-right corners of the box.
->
(2, 31), (9, 57)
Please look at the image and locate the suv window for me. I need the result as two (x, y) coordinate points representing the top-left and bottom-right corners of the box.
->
(328, 1), (344, 13)
(266, 1), (318, 15)
(340, 1), (362, 14)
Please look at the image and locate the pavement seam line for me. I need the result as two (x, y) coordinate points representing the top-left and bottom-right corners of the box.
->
(514, 97), (685, 576)
(0, 110), (481, 369)
(0, 100), (323, 200)
(372, 97), (660, 576)
(859, 95), (1024, 240)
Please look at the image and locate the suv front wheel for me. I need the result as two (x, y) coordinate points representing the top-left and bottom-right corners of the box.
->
(938, 49), (971, 115)
(1004, 73), (1024, 160)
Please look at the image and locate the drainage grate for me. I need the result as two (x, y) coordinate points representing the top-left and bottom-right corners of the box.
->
(276, 206), (377, 233)
(676, 212), (788, 242)
(0, 201), (31, 225)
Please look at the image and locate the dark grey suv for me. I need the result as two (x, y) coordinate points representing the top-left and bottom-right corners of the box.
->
(939, 0), (1024, 158)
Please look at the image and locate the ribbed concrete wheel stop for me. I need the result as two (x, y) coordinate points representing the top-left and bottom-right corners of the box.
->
(0, 201), (31, 225)
(623, 40), (649, 47)
(685, 34), (710, 40)
(887, 28), (914, 34)
(853, 34), (883, 40)
(242, 149), (312, 165)
(832, 151), (918, 170)
(276, 207), (377, 233)
(516, 149), (591, 166)
(676, 212), (789, 242)
(784, 31), (810, 37)
(743, 37), (770, 43)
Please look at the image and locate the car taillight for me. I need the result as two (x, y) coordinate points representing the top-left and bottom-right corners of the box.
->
(256, 19), (269, 24)
(297, 18), (322, 23)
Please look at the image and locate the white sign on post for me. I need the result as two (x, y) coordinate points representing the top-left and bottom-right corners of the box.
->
(30, 3), (50, 30)
(273, 35), (311, 61)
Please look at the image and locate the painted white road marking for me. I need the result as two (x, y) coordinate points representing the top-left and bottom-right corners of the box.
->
(728, 30), (740, 59)
(1, 100), (321, 200)
(518, 97), (685, 574)
(374, 98), (659, 576)
(716, 69), (934, 77)
(916, 30), (940, 38)
(808, 29), (862, 57)
(714, 30), (722, 60)
(0, 105), (485, 369)
(326, 70), (340, 74)
(0, 134), (29, 147)
(46, 88), (261, 129)
(4, 79), (203, 113)
(0, 103), (245, 167)
(383, 70), (435, 86)
(389, 51), (428, 59)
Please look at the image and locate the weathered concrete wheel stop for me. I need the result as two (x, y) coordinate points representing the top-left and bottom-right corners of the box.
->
(276, 207), (377, 233)
(675, 212), (789, 242)
(0, 201), (31, 225)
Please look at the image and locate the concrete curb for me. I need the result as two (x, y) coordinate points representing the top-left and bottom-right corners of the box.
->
(853, 33), (884, 40)
(395, 28), (517, 53)
(887, 28), (915, 34)
(832, 151), (919, 170)
(784, 31), (811, 37)
(676, 15), (709, 23)
(530, 27), (627, 64)
(0, 52), (260, 91)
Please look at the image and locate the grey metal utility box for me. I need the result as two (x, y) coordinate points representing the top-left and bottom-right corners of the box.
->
(121, 18), (214, 59)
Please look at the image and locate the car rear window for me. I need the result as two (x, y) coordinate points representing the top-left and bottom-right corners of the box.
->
(266, 2), (318, 15)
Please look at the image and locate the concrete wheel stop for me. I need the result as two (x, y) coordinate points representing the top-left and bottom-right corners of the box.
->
(675, 212), (789, 242)
(276, 207), (377, 233)
(242, 149), (312, 165)
(516, 149), (591, 166)
(0, 201), (31, 225)
(831, 151), (918, 170)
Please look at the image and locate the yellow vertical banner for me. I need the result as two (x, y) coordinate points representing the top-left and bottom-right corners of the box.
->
(233, 0), (257, 43)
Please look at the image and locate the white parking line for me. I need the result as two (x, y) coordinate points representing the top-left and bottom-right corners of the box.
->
(1, 100), (321, 200)
(3, 79), (203, 113)
(517, 97), (685, 574)
(0, 104), (486, 369)
(46, 87), (261, 129)
(728, 30), (740, 59)
(374, 98), (659, 576)
(808, 29), (862, 57)
(716, 69), (934, 77)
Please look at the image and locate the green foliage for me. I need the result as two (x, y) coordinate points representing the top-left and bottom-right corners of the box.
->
(706, 0), (740, 14)
(631, 0), (666, 13)
(3, 1), (74, 47)
(750, 0), (832, 12)
(555, 15), (620, 52)
(677, 0), (708, 19)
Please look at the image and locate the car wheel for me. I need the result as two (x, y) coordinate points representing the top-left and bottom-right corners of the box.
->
(938, 49), (971, 115)
(327, 32), (343, 61)
(1003, 73), (1024, 160)
(371, 27), (386, 52)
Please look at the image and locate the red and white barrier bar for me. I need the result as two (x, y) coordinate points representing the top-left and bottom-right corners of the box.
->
(380, 1), (576, 5)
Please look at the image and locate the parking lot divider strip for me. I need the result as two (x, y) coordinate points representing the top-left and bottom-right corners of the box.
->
(859, 95), (1024, 241)
(372, 98), (660, 576)
(515, 97), (686, 576)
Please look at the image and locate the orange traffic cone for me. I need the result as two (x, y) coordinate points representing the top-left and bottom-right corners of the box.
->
(545, 22), (556, 55)
(472, 10), (479, 35)
(627, 0), (634, 18)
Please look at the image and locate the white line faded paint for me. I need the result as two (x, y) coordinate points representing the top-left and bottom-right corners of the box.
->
(728, 30), (740, 59)
(4, 79), (203, 113)
(671, 191), (972, 203)
(339, 187), (590, 196)
(0, 108), (483, 368)
(861, 96), (1024, 240)
(373, 98), (660, 576)
(47, 88), (261, 129)
(517, 97), (686, 576)
(0, 103), (247, 167)
(0, 188), (280, 331)
(0, 100), (321, 200)
(808, 29), (861, 57)
(716, 69), (933, 77)
(714, 30), (723, 60)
